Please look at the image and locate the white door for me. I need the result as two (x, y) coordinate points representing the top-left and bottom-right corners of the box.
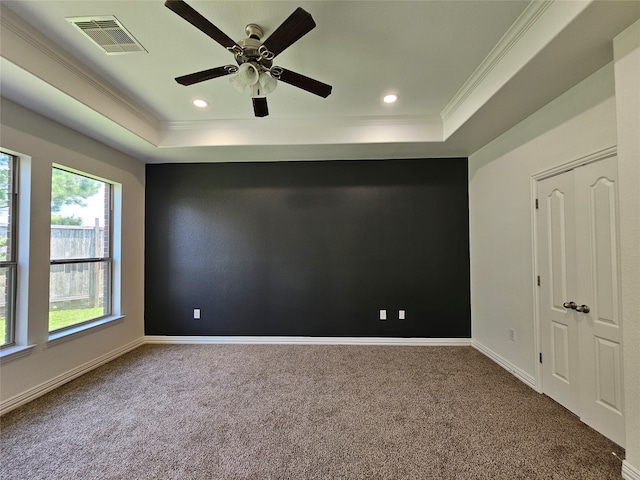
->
(574, 157), (624, 444)
(538, 170), (579, 414)
(537, 155), (625, 446)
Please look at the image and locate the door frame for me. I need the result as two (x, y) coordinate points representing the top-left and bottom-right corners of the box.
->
(530, 145), (617, 394)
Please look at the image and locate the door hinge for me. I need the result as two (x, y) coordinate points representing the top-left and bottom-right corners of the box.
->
(535, 198), (539, 209)
(539, 352), (543, 364)
(537, 275), (540, 286)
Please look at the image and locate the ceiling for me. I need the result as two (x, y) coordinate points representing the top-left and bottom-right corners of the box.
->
(1, 1), (639, 163)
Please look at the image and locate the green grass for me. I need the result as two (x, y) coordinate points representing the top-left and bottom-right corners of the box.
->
(49, 307), (105, 331)
(0, 316), (6, 347)
(0, 307), (105, 345)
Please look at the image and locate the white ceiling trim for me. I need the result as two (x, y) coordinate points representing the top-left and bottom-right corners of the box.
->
(164, 115), (443, 131)
(441, 0), (592, 139)
(0, 5), (159, 143)
(0, 60), (160, 162)
(160, 115), (443, 148)
(441, 0), (554, 124)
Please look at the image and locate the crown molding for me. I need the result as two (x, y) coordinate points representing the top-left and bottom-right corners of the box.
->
(164, 114), (441, 131)
(441, 1), (554, 124)
(0, 72), (160, 164)
(0, 4), (159, 143)
(160, 115), (444, 148)
(440, 0), (591, 139)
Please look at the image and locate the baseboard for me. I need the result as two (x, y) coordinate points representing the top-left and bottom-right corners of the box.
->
(144, 335), (472, 346)
(472, 340), (537, 390)
(623, 461), (640, 480)
(0, 337), (145, 416)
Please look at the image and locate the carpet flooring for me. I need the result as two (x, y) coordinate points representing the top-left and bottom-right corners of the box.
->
(0, 344), (625, 479)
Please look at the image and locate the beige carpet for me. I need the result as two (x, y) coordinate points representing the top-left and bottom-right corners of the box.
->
(0, 345), (625, 479)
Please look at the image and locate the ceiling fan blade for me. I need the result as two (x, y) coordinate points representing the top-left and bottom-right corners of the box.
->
(274, 68), (332, 98)
(262, 7), (316, 58)
(175, 66), (236, 86)
(165, 0), (240, 51)
(252, 97), (269, 117)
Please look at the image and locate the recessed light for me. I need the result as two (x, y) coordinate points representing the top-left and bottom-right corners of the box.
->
(383, 94), (398, 104)
(193, 99), (208, 108)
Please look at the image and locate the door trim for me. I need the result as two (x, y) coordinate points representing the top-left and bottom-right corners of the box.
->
(530, 145), (617, 393)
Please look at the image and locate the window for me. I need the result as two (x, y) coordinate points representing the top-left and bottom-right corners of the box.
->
(49, 167), (112, 333)
(0, 152), (17, 348)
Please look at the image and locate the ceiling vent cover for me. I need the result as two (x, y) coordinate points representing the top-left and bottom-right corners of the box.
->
(66, 16), (147, 54)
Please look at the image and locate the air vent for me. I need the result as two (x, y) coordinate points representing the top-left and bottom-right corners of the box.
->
(66, 16), (147, 54)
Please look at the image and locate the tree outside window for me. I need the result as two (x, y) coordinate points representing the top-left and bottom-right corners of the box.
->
(49, 167), (112, 333)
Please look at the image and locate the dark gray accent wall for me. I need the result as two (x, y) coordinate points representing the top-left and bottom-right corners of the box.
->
(145, 159), (470, 337)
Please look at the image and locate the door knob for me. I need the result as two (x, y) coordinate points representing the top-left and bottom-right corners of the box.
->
(563, 301), (577, 309)
(575, 304), (590, 313)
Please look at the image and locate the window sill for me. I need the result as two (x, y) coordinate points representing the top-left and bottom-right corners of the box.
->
(47, 315), (125, 347)
(0, 344), (36, 364)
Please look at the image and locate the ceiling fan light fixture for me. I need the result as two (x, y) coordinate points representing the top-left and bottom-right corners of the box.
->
(258, 72), (277, 96)
(229, 76), (246, 94)
(230, 62), (260, 94)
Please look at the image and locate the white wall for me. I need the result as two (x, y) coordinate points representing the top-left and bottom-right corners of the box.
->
(470, 33), (640, 477)
(614, 19), (640, 480)
(469, 63), (617, 382)
(0, 99), (145, 406)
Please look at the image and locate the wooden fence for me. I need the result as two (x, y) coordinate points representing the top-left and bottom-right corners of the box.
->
(0, 224), (107, 312)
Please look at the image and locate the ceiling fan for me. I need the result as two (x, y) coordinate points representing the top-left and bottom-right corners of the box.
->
(164, 0), (333, 117)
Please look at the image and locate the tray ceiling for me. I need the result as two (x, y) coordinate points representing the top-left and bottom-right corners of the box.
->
(1, 1), (639, 162)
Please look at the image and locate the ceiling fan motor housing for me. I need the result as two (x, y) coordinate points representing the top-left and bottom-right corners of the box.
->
(235, 27), (273, 69)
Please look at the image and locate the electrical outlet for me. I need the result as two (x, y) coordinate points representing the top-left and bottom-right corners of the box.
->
(510, 328), (516, 342)
(399, 310), (405, 320)
(379, 309), (387, 321)
(194, 308), (201, 320)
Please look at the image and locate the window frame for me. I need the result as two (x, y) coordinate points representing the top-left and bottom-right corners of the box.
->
(0, 152), (18, 349)
(48, 166), (113, 334)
